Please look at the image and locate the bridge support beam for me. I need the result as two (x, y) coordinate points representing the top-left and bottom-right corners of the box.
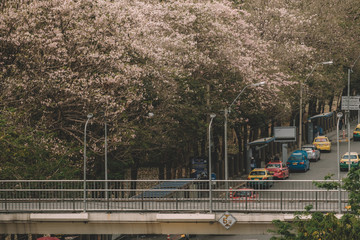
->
(0, 212), (298, 236)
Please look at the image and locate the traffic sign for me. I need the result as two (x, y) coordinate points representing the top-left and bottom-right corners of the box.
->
(341, 96), (360, 110)
(219, 211), (237, 229)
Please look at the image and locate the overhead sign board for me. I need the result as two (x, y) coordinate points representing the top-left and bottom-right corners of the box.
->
(274, 126), (296, 142)
(342, 96), (360, 110)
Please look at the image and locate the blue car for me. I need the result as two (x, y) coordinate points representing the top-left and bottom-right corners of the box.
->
(286, 150), (310, 172)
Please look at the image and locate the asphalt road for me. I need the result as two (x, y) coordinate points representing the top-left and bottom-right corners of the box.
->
(288, 126), (360, 181)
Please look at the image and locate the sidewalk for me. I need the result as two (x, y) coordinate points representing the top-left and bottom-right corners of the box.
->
(326, 119), (358, 142)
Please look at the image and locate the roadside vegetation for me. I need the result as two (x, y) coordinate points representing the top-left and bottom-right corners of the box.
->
(270, 168), (360, 239)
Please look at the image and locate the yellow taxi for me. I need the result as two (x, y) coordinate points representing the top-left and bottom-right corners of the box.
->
(247, 168), (273, 189)
(353, 124), (360, 141)
(312, 136), (331, 152)
(340, 152), (360, 171)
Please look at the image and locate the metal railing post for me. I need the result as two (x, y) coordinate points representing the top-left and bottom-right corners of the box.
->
(176, 192), (178, 210)
(339, 183), (342, 213)
(142, 191), (144, 210)
(245, 192), (248, 211)
(5, 193), (7, 212)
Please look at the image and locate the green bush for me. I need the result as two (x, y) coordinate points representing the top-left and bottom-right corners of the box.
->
(270, 170), (360, 239)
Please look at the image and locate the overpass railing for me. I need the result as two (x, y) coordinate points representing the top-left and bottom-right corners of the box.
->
(0, 179), (347, 213)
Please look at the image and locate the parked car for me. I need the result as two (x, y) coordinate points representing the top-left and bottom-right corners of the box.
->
(313, 136), (331, 152)
(340, 152), (360, 171)
(247, 168), (274, 189)
(286, 150), (310, 172)
(265, 161), (290, 179)
(353, 124), (360, 141)
(230, 188), (258, 201)
(301, 144), (321, 162)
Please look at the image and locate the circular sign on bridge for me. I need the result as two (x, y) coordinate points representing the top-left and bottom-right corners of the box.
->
(218, 211), (237, 230)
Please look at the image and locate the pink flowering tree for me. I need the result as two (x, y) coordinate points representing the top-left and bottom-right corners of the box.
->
(1, 0), (358, 180)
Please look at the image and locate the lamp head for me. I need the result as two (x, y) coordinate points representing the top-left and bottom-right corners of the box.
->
(210, 113), (216, 119)
(321, 60), (333, 65)
(87, 113), (93, 119)
(252, 81), (266, 87)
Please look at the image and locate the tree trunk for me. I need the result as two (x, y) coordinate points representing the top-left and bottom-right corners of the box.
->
(166, 160), (172, 179)
(130, 157), (139, 197)
(234, 123), (243, 174)
(243, 123), (248, 172)
(308, 96), (317, 117)
(158, 164), (164, 180)
(328, 94), (334, 112)
(200, 138), (206, 157)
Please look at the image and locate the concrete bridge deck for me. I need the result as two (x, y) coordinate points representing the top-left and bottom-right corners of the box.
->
(0, 212), (304, 235)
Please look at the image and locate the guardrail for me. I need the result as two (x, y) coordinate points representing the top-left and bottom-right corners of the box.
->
(0, 179), (347, 213)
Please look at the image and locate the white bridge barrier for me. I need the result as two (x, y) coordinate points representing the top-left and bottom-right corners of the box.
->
(0, 179), (348, 213)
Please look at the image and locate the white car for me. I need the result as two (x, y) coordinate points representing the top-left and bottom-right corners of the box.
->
(301, 144), (321, 162)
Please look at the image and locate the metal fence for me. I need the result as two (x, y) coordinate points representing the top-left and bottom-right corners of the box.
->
(0, 179), (348, 213)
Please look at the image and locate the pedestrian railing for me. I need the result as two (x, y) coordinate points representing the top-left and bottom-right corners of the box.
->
(0, 179), (347, 213)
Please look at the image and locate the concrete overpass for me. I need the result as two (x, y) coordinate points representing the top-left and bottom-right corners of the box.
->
(0, 212), (295, 235)
(0, 179), (348, 235)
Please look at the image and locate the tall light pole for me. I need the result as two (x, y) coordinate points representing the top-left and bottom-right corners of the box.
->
(346, 54), (360, 171)
(337, 112), (343, 213)
(104, 114), (108, 200)
(224, 81), (266, 182)
(208, 113), (216, 213)
(299, 61), (333, 149)
(83, 113), (93, 212)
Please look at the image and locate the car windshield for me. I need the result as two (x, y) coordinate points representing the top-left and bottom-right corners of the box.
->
(302, 147), (314, 151)
(356, 128), (360, 131)
(342, 155), (357, 159)
(289, 155), (303, 161)
(267, 164), (280, 168)
(250, 171), (265, 175)
(315, 138), (328, 142)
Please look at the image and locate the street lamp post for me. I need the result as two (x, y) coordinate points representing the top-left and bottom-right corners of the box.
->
(224, 81), (266, 183)
(83, 113), (93, 212)
(337, 112), (343, 213)
(299, 61), (333, 149)
(208, 113), (216, 213)
(346, 54), (360, 171)
(104, 116), (108, 200)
